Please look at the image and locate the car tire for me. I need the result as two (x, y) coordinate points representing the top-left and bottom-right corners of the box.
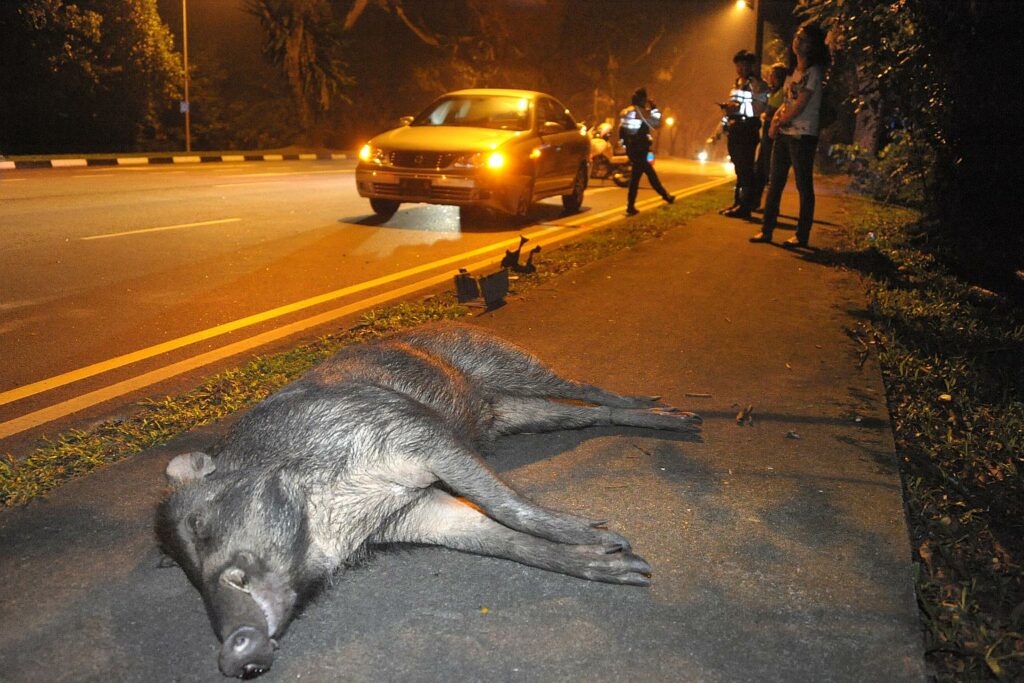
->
(459, 205), (489, 227)
(611, 165), (631, 188)
(513, 178), (534, 221)
(370, 198), (400, 218)
(562, 165), (587, 213)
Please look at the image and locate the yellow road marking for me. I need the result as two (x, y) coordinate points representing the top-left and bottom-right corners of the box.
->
(0, 176), (730, 438)
(80, 217), (242, 241)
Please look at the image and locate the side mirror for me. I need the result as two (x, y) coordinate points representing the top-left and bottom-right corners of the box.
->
(540, 121), (563, 136)
(398, 115), (414, 126)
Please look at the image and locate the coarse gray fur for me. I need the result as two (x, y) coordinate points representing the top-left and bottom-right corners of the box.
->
(157, 322), (701, 679)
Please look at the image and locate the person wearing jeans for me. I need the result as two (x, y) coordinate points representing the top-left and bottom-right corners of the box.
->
(750, 23), (830, 248)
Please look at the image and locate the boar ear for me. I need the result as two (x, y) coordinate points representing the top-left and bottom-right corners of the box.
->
(165, 451), (216, 487)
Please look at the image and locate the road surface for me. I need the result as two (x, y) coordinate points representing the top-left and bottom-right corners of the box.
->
(0, 157), (730, 450)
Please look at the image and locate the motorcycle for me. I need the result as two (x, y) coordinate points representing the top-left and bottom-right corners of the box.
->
(587, 122), (632, 187)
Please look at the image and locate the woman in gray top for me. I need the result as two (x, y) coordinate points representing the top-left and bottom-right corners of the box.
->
(749, 23), (830, 248)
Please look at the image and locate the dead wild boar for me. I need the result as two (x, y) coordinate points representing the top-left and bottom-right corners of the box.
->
(157, 322), (700, 678)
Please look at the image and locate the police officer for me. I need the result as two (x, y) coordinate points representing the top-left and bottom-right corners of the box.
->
(720, 50), (767, 219)
(619, 87), (674, 216)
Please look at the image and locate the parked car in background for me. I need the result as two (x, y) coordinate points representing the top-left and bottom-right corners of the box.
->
(355, 89), (590, 221)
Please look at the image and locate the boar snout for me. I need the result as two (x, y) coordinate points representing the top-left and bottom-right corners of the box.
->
(219, 625), (274, 679)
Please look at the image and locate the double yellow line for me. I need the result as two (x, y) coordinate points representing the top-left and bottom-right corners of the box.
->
(0, 176), (729, 439)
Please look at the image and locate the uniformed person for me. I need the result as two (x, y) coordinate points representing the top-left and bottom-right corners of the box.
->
(720, 50), (767, 219)
(619, 87), (675, 216)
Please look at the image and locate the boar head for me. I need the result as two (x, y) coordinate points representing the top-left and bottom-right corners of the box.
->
(158, 451), (310, 679)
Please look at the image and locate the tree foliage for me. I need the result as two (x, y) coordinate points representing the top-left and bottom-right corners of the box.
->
(800, 0), (1024, 293)
(1, 0), (183, 153)
(245, 0), (353, 140)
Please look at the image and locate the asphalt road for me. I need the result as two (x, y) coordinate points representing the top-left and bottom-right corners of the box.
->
(0, 157), (729, 452)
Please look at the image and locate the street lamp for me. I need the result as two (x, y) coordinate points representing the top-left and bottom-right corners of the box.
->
(181, 0), (191, 152)
(736, 1), (766, 71)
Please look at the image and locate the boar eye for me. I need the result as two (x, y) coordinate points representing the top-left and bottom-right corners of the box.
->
(187, 513), (209, 540)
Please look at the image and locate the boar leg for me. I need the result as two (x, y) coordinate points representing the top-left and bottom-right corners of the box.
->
(491, 396), (702, 436)
(382, 489), (651, 586)
(425, 440), (630, 547)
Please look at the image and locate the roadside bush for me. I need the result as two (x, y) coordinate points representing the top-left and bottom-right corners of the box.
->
(829, 130), (934, 209)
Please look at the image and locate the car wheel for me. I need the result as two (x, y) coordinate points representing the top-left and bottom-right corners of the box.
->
(513, 178), (534, 221)
(562, 165), (587, 213)
(369, 198), (400, 218)
(459, 205), (490, 227)
(611, 165), (631, 188)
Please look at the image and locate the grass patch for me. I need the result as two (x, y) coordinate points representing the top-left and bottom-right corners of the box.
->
(825, 195), (1024, 680)
(0, 185), (731, 507)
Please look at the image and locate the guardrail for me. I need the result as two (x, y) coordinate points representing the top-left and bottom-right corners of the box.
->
(0, 151), (351, 170)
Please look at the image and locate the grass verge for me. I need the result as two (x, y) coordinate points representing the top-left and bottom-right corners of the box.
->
(0, 186), (731, 507)
(815, 194), (1024, 680)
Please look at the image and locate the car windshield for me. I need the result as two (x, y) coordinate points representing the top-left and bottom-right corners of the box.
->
(411, 96), (532, 131)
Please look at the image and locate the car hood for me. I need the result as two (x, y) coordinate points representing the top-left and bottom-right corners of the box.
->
(370, 126), (529, 153)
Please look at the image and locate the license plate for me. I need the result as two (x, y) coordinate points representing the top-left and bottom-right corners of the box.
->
(434, 176), (475, 188)
(399, 178), (431, 194)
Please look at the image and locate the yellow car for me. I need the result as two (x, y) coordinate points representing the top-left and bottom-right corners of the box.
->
(355, 88), (590, 220)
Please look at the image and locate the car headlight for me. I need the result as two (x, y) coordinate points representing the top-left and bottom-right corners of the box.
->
(359, 144), (386, 165)
(486, 152), (505, 170)
(452, 151), (507, 171)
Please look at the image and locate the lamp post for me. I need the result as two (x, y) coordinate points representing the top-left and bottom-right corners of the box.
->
(182, 0), (191, 152)
(736, 1), (765, 72)
(754, 0), (766, 72)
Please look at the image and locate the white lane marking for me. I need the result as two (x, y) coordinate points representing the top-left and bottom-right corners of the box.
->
(0, 176), (731, 436)
(214, 180), (288, 188)
(218, 169), (355, 179)
(585, 185), (623, 195)
(80, 217), (242, 241)
(1, 178), (27, 182)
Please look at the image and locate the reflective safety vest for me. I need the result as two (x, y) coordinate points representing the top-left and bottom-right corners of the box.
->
(725, 77), (767, 123)
(619, 105), (662, 142)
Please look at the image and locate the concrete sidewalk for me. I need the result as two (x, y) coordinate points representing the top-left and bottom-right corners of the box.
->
(0, 182), (926, 682)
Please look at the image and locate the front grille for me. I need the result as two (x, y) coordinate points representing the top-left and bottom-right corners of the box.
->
(386, 151), (458, 169)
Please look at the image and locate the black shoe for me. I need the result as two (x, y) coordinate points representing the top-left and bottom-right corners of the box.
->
(749, 232), (772, 243)
(782, 236), (809, 248)
(718, 204), (739, 215)
(664, 195), (675, 205)
(625, 207), (639, 216)
(723, 207), (752, 219)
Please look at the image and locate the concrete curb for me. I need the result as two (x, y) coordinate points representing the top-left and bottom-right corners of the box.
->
(0, 151), (350, 170)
